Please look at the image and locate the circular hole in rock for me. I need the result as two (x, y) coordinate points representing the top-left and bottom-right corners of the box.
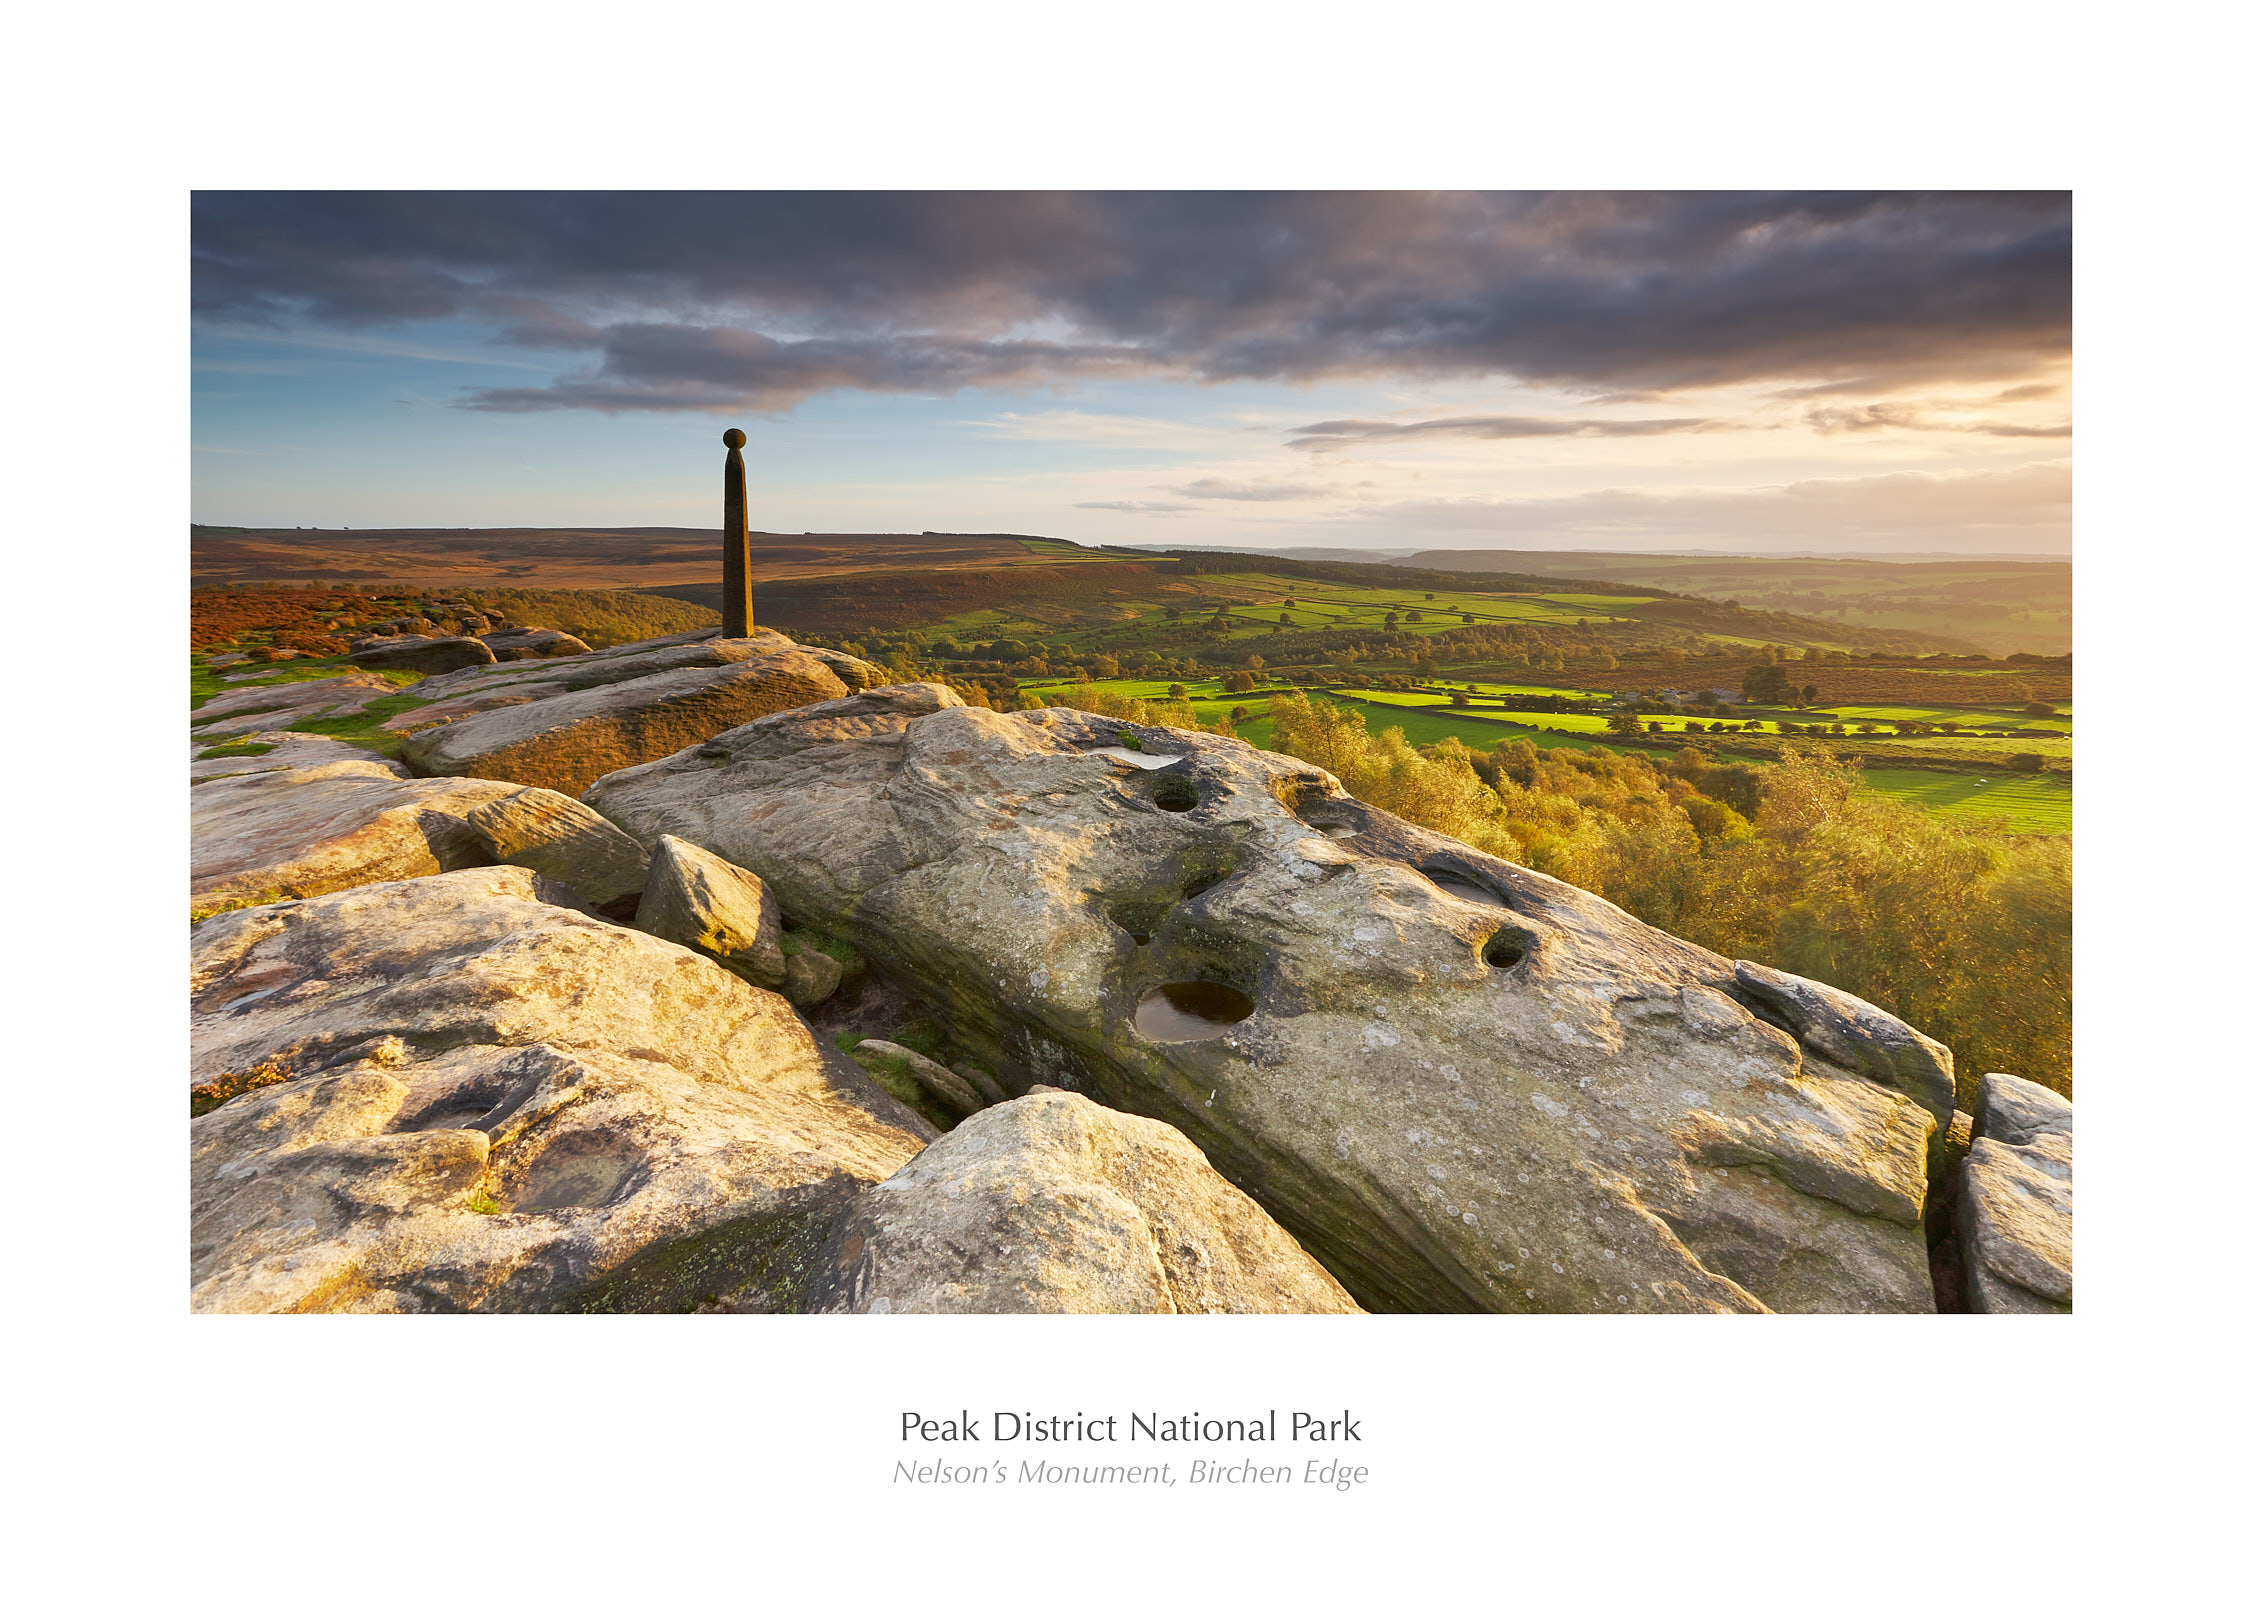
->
(1152, 773), (1199, 812)
(1427, 871), (1507, 907)
(1133, 981), (1255, 1042)
(1316, 823), (1357, 838)
(1483, 929), (1534, 970)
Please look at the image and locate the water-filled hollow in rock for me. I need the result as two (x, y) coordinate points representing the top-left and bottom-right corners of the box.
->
(1133, 982), (1255, 1042)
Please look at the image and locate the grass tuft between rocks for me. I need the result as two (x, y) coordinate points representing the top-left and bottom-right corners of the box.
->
(282, 692), (434, 759)
(836, 1030), (961, 1132)
(190, 1060), (291, 1117)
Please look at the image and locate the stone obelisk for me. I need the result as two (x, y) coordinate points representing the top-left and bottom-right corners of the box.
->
(721, 427), (753, 637)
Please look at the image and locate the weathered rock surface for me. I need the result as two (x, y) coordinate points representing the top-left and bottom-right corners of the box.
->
(398, 627), (884, 721)
(394, 628), (881, 794)
(190, 726), (653, 917)
(802, 1089), (1363, 1314)
(853, 1038), (990, 1116)
(191, 759), (524, 916)
(462, 787), (650, 910)
(1729, 960), (1956, 1147)
(192, 732), (408, 784)
(349, 634), (496, 674)
(1959, 1073), (2073, 1314)
(482, 627), (591, 660)
(192, 672), (399, 741)
(634, 834), (786, 987)
(589, 685), (1944, 1314)
(190, 868), (929, 1312)
(784, 948), (844, 1010)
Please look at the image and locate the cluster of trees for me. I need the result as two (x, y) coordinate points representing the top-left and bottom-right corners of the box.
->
(1264, 693), (2070, 1108)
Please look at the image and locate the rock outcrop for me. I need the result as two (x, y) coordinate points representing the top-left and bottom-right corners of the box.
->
(801, 1089), (1363, 1314)
(192, 732), (407, 784)
(461, 787), (650, 911)
(481, 627), (590, 660)
(853, 1038), (995, 1118)
(192, 672), (399, 741)
(634, 834), (786, 988)
(393, 627), (882, 795)
(190, 868), (930, 1312)
(783, 947), (843, 1010)
(1959, 1073), (2073, 1314)
(587, 687), (1947, 1314)
(192, 755), (522, 916)
(192, 736), (651, 917)
(349, 634), (496, 674)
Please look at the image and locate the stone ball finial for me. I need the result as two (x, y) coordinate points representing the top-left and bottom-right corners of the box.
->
(723, 428), (747, 449)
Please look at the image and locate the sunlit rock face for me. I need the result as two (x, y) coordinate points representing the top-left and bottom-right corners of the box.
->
(190, 735), (653, 917)
(588, 687), (1950, 1314)
(801, 1088), (1364, 1315)
(189, 867), (928, 1313)
(1959, 1073), (2073, 1314)
(396, 627), (884, 796)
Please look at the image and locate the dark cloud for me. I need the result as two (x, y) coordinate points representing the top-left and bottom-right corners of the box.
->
(1287, 414), (1728, 452)
(193, 191), (2070, 413)
(466, 324), (1161, 413)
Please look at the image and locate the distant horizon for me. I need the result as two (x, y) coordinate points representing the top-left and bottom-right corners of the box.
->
(191, 521), (2069, 566)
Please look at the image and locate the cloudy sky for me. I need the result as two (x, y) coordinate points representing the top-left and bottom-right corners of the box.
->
(191, 192), (2071, 554)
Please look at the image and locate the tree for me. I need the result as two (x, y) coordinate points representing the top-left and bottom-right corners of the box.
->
(1462, 613), (1476, 624)
(1242, 654), (1266, 671)
(1608, 709), (1643, 737)
(1742, 661), (1794, 703)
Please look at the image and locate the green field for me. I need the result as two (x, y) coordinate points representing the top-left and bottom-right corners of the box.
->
(1183, 574), (1656, 639)
(1331, 688), (2072, 758)
(1808, 702), (2070, 730)
(1020, 674), (2073, 832)
(1855, 769), (2072, 833)
(1326, 701), (1625, 753)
